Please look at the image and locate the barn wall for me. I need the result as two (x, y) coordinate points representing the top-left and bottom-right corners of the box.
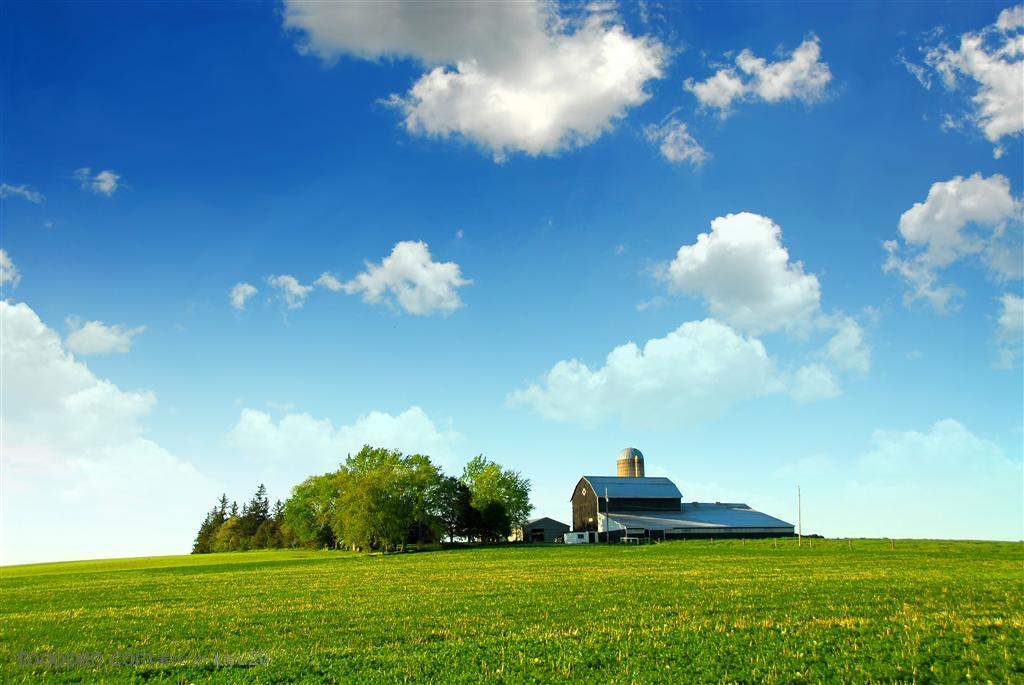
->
(571, 480), (598, 531)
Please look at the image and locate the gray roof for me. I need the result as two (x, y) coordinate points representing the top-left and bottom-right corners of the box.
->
(580, 476), (682, 500)
(521, 517), (569, 529)
(607, 503), (793, 531)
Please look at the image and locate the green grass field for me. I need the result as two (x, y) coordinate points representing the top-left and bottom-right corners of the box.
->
(2, 539), (1021, 683)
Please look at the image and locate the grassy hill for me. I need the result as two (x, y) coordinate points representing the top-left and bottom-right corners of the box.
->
(2, 539), (1021, 683)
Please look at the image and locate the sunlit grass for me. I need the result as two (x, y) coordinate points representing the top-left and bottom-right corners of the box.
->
(2, 539), (1021, 683)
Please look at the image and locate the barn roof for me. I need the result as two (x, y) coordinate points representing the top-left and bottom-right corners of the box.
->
(524, 511), (573, 528)
(606, 503), (793, 530)
(579, 476), (682, 500)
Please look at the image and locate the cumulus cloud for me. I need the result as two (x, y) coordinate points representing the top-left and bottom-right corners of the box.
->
(314, 272), (344, 292)
(283, 1), (666, 161)
(65, 317), (146, 355)
(0, 182), (44, 203)
(266, 274), (314, 310)
(342, 240), (470, 315)
(911, 6), (1024, 147)
(508, 319), (782, 428)
(644, 212), (869, 401)
(227, 405), (461, 476)
(789, 362), (841, 403)
(73, 167), (122, 196)
(229, 282), (258, 311)
(1, 249), (21, 288)
(659, 212), (822, 334)
(776, 419), (1022, 540)
(1, 301), (216, 564)
(685, 36), (832, 115)
(995, 292), (1023, 368)
(855, 419), (1022, 538)
(884, 173), (1022, 312)
(823, 315), (871, 374)
(644, 118), (709, 166)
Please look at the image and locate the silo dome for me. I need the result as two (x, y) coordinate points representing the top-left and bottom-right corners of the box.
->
(616, 447), (645, 478)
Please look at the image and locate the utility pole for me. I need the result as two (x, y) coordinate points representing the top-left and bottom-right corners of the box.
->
(797, 484), (803, 548)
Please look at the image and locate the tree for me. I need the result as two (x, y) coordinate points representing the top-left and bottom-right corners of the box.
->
(402, 453), (443, 546)
(478, 501), (511, 543)
(192, 507), (220, 554)
(434, 477), (476, 542)
(251, 519), (279, 549)
(240, 484), (271, 538)
(461, 455), (532, 527)
(211, 516), (244, 552)
(332, 446), (443, 551)
(284, 473), (340, 549)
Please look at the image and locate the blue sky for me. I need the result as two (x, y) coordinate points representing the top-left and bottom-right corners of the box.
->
(2, 1), (1022, 563)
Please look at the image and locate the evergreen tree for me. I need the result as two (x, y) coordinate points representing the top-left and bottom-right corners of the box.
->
(191, 507), (218, 554)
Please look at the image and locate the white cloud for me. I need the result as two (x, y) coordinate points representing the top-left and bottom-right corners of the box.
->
(823, 315), (871, 374)
(776, 419), (1022, 540)
(644, 118), (708, 166)
(643, 213), (869, 404)
(65, 318), (146, 356)
(884, 173), (1022, 312)
(342, 240), (470, 316)
(854, 419), (1022, 538)
(1, 249), (21, 288)
(898, 51), (932, 89)
(685, 36), (832, 115)
(1, 301), (216, 564)
(73, 167), (122, 196)
(660, 212), (821, 334)
(314, 272), (344, 292)
(266, 274), (314, 310)
(0, 182), (44, 203)
(283, 1), (666, 161)
(229, 282), (258, 311)
(995, 292), (1023, 367)
(509, 318), (783, 428)
(998, 5), (1024, 31)
(227, 405), (461, 476)
(916, 6), (1024, 146)
(789, 362), (841, 402)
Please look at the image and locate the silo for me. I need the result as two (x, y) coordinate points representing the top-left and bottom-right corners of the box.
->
(616, 447), (645, 478)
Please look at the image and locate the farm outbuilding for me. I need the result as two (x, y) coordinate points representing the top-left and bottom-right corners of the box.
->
(513, 517), (570, 543)
(571, 448), (794, 540)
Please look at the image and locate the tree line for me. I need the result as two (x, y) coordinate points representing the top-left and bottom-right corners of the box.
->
(193, 446), (531, 553)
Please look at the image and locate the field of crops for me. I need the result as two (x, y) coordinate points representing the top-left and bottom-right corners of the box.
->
(2, 539), (1021, 683)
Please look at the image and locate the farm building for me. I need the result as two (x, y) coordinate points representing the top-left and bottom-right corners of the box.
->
(571, 448), (794, 540)
(512, 517), (570, 543)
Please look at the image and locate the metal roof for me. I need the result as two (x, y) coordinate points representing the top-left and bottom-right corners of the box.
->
(617, 447), (644, 460)
(606, 503), (793, 531)
(580, 476), (682, 500)
(521, 517), (569, 529)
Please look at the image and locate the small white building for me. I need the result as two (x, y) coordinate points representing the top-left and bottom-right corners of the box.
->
(563, 531), (597, 544)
